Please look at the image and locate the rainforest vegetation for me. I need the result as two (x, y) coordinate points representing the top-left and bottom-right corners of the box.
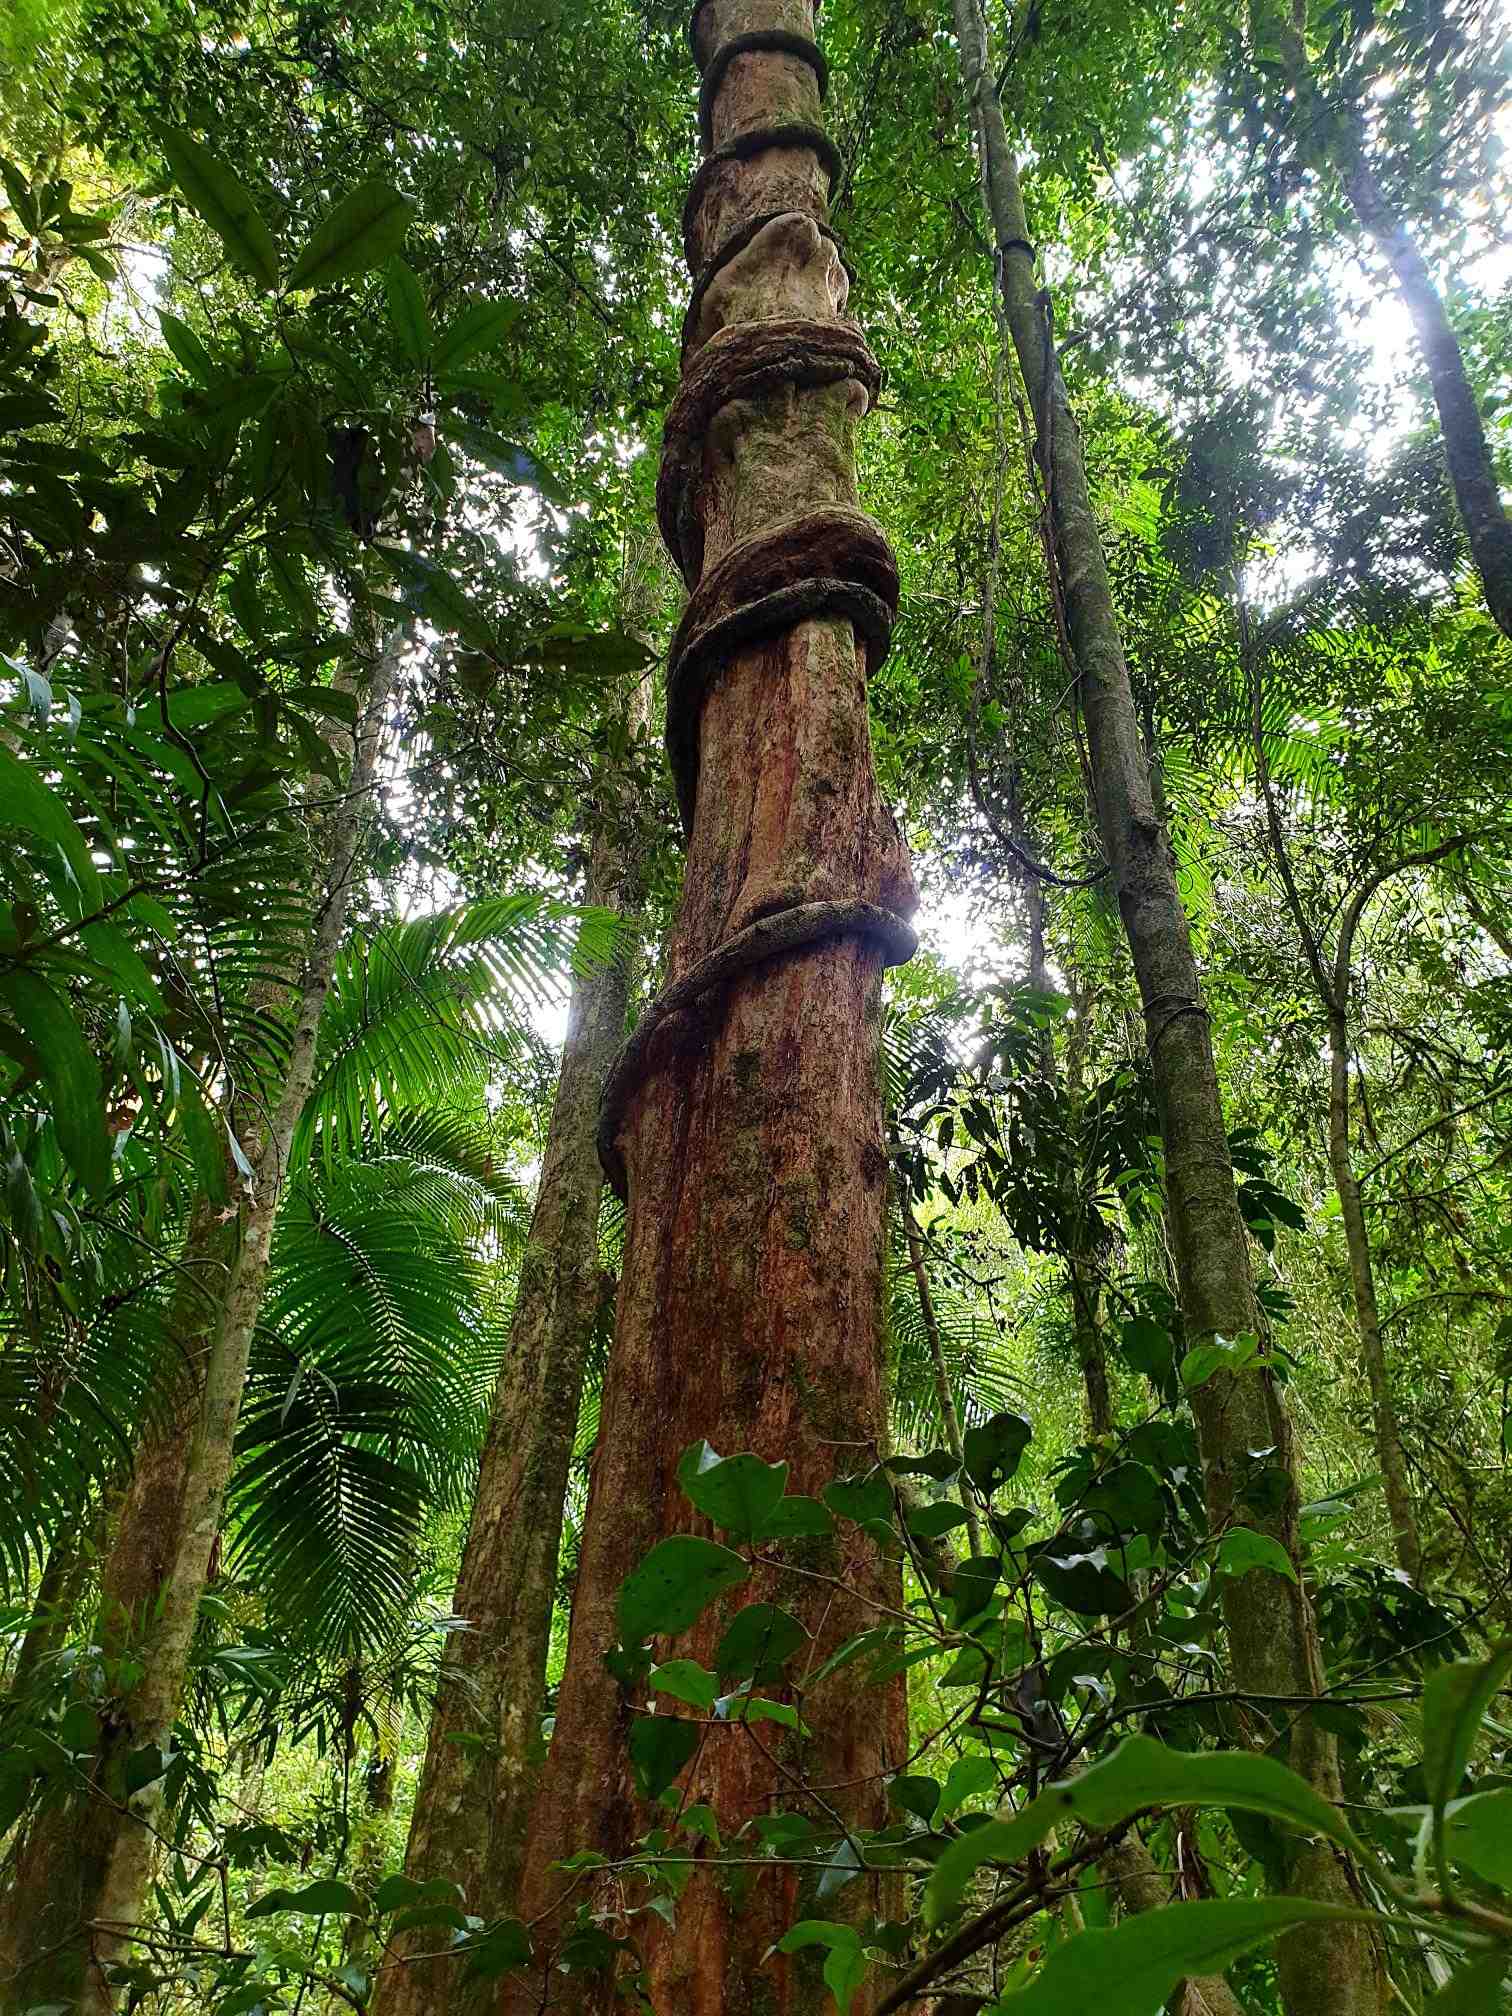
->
(1, 0), (1510, 2008)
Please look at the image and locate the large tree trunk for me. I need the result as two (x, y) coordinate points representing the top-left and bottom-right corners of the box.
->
(502, 4), (918, 2006)
(371, 622), (654, 2016)
(0, 628), (400, 2016)
(946, 12), (1381, 2016)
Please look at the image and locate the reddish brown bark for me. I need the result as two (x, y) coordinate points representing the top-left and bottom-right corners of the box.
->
(502, 0), (916, 2006)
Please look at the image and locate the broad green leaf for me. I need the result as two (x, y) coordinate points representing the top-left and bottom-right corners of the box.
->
(516, 626), (656, 679)
(158, 310), (215, 385)
(886, 1449), (962, 1481)
(288, 181), (414, 291)
(756, 1495), (835, 1540)
(617, 1536), (749, 1645)
(716, 1603), (806, 1680)
(460, 1917), (531, 1980)
(988, 1897), (1380, 2016)
(925, 1735), (1367, 1927)
(823, 1473), (893, 1527)
(246, 1878), (365, 1919)
(164, 682), (253, 731)
(432, 296), (518, 374)
(1215, 1526), (1298, 1584)
(963, 1411), (1032, 1493)
(628, 1714), (700, 1799)
(735, 1697), (807, 1733)
(374, 545), (498, 655)
(1423, 1642), (1512, 1848)
(1181, 1332), (1260, 1390)
(775, 1921), (866, 2014)
(465, 1919), (536, 1983)
(3, 651), (52, 725)
(159, 129), (279, 289)
(677, 1442), (789, 1539)
(650, 1660), (719, 1712)
(939, 1753), (997, 1818)
(121, 1743), (167, 1795)
(443, 421), (568, 502)
(890, 1774), (941, 1821)
(0, 744), (101, 903)
(1443, 1787), (1512, 1890)
(81, 921), (161, 1007)
(0, 971), (110, 1196)
(374, 1874), (461, 1915)
(383, 256), (431, 364)
(905, 1499), (970, 1539)
(1423, 1951), (1512, 2016)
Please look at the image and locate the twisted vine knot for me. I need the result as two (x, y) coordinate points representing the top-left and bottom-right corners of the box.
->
(599, 0), (914, 1194)
(598, 901), (917, 1197)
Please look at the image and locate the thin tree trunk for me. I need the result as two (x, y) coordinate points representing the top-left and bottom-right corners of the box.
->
(503, 2), (917, 2004)
(1266, 5), (1512, 639)
(1101, 1836), (1247, 2016)
(946, 12), (1380, 2015)
(0, 626), (400, 2016)
(6, 1520), (96, 1698)
(1248, 633), (1428, 1586)
(1062, 975), (1115, 1439)
(371, 599), (655, 2016)
(1326, 1008), (1424, 1586)
(901, 1200), (984, 1555)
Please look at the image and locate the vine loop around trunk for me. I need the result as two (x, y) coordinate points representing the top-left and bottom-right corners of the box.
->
(598, 898), (916, 1197)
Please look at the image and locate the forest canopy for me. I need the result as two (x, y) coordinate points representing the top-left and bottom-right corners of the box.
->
(0, 0), (1510, 2010)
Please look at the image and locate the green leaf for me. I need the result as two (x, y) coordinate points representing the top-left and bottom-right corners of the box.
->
(373, 545), (498, 655)
(460, 1917), (531, 1980)
(775, 1920), (866, 2014)
(159, 129), (279, 290)
(0, 745), (101, 904)
(1443, 1786), (1512, 1890)
(905, 1499), (970, 1539)
(246, 1878), (365, 1919)
(158, 311), (215, 385)
(432, 297), (519, 374)
(81, 921), (161, 1008)
(172, 1077), (228, 1205)
(1118, 1315), (1174, 1386)
(617, 1536), (749, 1645)
(677, 1442), (789, 1540)
(1423, 1951), (1512, 2016)
(375, 1874), (463, 1914)
(1215, 1526), (1298, 1584)
(628, 1714), (700, 1800)
(756, 1495), (835, 1540)
(1423, 1643), (1512, 1848)
(0, 971), (109, 1196)
(715, 1603), (807, 1681)
(989, 1897), (1379, 2016)
(121, 1743), (167, 1795)
(650, 1660), (719, 1712)
(444, 422), (568, 502)
(890, 1774), (942, 1822)
(3, 652), (51, 725)
(288, 181), (415, 292)
(939, 1753), (997, 1819)
(963, 1411), (1032, 1493)
(164, 682), (253, 731)
(383, 257), (431, 364)
(823, 1473), (893, 1527)
(735, 1697), (808, 1733)
(925, 1735), (1367, 1927)
(1181, 1332), (1260, 1390)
